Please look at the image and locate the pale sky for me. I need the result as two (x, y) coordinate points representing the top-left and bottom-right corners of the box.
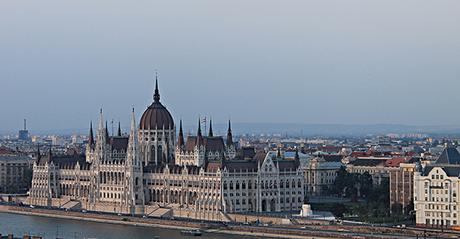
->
(1, 0), (460, 132)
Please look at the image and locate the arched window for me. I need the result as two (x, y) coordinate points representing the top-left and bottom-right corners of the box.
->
(157, 145), (163, 162)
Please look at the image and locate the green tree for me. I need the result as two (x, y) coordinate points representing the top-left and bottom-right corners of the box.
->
(331, 204), (347, 219)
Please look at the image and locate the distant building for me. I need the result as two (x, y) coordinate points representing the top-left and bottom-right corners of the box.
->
(346, 157), (390, 185)
(18, 119), (30, 141)
(303, 156), (342, 196)
(0, 150), (33, 193)
(414, 146), (460, 228)
(389, 158), (418, 214)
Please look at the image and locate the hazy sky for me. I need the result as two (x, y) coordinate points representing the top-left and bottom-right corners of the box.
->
(1, 0), (460, 132)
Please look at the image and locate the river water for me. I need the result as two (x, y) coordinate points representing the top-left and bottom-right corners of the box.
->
(0, 212), (260, 239)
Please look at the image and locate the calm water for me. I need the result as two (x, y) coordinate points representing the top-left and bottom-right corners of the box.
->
(0, 212), (260, 239)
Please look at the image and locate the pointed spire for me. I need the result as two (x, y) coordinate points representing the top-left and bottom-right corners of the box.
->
(208, 118), (214, 137)
(117, 121), (122, 136)
(98, 108), (104, 131)
(105, 121), (110, 144)
(89, 121), (94, 146)
(197, 118), (203, 146)
(227, 119), (233, 146)
(130, 108), (137, 135)
(178, 119), (184, 148)
(277, 148), (281, 158)
(197, 118), (202, 137)
(128, 108), (139, 165)
(37, 144), (41, 162)
(153, 73), (160, 102)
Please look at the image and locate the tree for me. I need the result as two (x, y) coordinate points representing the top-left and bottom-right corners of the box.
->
(331, 204), (347, 219)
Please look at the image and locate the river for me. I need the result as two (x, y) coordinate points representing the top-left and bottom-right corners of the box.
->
(0, 212), (260, 239)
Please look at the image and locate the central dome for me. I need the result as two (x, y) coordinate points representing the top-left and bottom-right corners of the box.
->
(139, 80), (174, 130)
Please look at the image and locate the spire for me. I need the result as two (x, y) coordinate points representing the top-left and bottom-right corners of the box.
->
(154, 73), (160, 102)
(128, 108), (139, 165)
(105, 121), (110, 144)
(130, 108), (137, 136)
(89, 121), (94, 146)
(117, 121), (122, 136)
(197, 118), (203, 146)
(208, 118), (214, 137)
(98, 108), (104, 132)
(36, 144), (41, 162)
(197, 118), (202, 137)
(227, 119), (233, 146)
(277, 148), (281, 158)
(178, 119), (184, 148)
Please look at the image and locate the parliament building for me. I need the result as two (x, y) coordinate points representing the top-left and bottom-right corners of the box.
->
(27, 80), (304, 220)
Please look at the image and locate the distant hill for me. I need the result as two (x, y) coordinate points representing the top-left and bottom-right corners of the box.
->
(2, 123), (460, 137)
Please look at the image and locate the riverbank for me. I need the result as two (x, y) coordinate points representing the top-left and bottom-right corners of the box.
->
(0, 205), (333, 239)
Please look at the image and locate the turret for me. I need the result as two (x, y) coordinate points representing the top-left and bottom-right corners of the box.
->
(226, 120), (233, 146)
(127, 108), (139, 166)
(105, 121), (110, 144)
(154, 76), (160, 103)
(177, 119), (185, 149)
(208, 118), (214, 137)
(96, 109), (107, 162)
(197, 118), (203, 146)
(88, 121), (95, 148)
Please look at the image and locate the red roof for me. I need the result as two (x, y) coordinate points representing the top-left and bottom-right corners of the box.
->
(351, 151), (370, 157)
(0, 146), (15, 155)
(385, 157), (410, 167)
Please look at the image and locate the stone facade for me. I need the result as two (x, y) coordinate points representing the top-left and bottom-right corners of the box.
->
(389, 162), (416, 214)
(414, 147), (460, 228)
(27, 81), (304, 220)
(0, 154), (33, 193)
(302, 156), (342, 196)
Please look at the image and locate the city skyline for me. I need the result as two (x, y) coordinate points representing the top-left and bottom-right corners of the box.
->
(2, 0), (460, 131)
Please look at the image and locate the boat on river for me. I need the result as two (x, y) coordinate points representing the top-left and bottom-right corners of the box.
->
(180, 229), (202, 236)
